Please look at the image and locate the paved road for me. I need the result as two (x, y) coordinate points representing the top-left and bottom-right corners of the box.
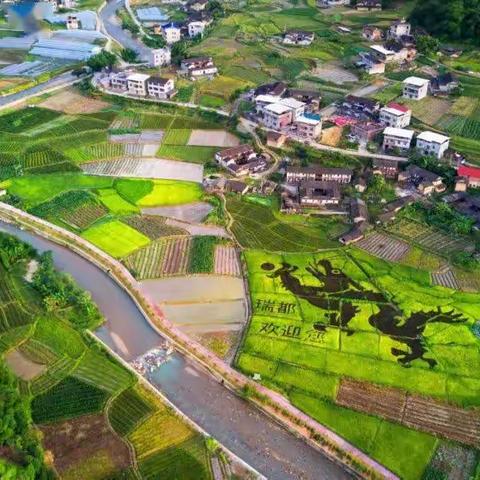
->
(98, 0), (151, 62)
(0, 71), (79, 109)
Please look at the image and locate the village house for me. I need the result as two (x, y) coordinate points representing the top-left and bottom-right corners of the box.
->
(351, 121), (384, 143)
(161, 23), (182, 44)
(215, 145), (268, 176)
(444, 193), (480, 228)
(440, 45), (463, 58)
(294, 115), (322, 140)
(279, 97), (305, 121)
(377, 196), (415, 223)
(179, 57), (218, 79)
(188, 10), (214, 25)
(399, 165), (445, 195)
(186, 0), (208, 11)
(126, 73), (150, 96)
(379, 102), (412, 128)
(66, 15), (79, 29)
(355, 0), (382, 10)
(372, 158), (399, 179)
(108, 71), (129, 91)
(150, 47), (171, 67)
(255, 94), (282, 113)
(370, 44), (396, 63)
(317, 0), (351, 7)
(457, 165), (480, 189)
(403, 77), (429, 100)
(282, 30), (315, 46)
(254, 82), (288, 98)
(342, 95), (380, 117)
(429, 73), (459, 95)
(357, 52), (386, 75)
(299, 181), (341, 207)
(386, 41), (417, 63)
(287, 89), (321, 113)
(153, 24), (162, 35)
(146, 77), (176, 99)
(382, 127), (414, 152)
(286, 166), (353, 184)
(224, 180), (249, 195)
(362, 25), (383, 42)
(188, 20), (206, 37)
(262, 103), (293, 130)
(388, 19), (411, 39)
(266, 131), (287, 148)
(416, 131), (450, 159)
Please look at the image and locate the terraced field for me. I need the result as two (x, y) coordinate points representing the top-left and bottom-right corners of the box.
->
(356, 233), (410, 262)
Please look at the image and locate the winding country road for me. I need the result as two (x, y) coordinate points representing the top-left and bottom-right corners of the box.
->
(98, 0), (151, 62)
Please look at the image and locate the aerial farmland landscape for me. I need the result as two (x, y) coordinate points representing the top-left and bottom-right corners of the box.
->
(0, 0), (479, 478)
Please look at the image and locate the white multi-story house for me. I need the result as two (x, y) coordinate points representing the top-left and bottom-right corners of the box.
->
(416, 131), (450, 159)
(126, 73), (150, 96)
(279, 97), (305, 121)
(109, 71), (129, 90)
(370, 44), (396, 63)
(388, 19), (411, 39)
(150, 48), (171, 67)
(403, 77), (429, 100)
(188, 20), (206, 37)
(263, 103), (293, 130)
(254, 94), (282, 113)
(146, 77), (176, 99)
(294, 115), (322, 139)
(161, 23), (182, 44)
(179, 57), (218, 78)
(382, 127), (414, 151)
(379, 103), (412, 128)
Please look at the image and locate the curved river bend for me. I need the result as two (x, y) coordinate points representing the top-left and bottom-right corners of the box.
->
(0, 221), (351, 480)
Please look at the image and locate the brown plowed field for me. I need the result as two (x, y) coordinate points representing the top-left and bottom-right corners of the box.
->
(336, 378), (480, 447)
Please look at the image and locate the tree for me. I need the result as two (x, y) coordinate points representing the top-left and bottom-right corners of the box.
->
(171, 41), (189, 65)
(142, 34), (166, 49)
(416, 35), (440, 55)
(120, 48), (138, 63)
(86, 50), (117, 71)
(410, 0), (480, 44)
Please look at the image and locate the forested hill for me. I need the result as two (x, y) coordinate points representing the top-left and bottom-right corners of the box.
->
(410, 0), (480, 44)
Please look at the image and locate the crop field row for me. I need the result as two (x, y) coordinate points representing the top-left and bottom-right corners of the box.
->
(227, 197), (339, 252)
(32, 376), (110, 424)
(356, 233), (410, 262)
(386, 218), (474, 255)
(431, 267), (459, 290)
(29, 356), (77, 396)
(214, 245), (241, 276)
(22, 146), (67, 169)
(0, 301), (31, 332)
(162, 129), (192, 146)
(123, 215), (187, 240)
(124, 237), (192, 279)
(156, 144), (218, 164)
(0, 107), (61, 134)
(72, 350), (134, 394)
(336, 378), (480, 446)
(436, 114), (480, 140)
(65, 142), (125, 163)
(108, 385), (155, 437)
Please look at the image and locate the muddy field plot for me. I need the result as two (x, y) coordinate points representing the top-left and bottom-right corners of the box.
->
(5, 349), (46, 380)
(142, 202), (213, 223)
(188, 130), (240, 147)
(214, 245), (241, 276)
(40, 414), (132, 476)
(337, 378), (480, 447)
(311, 61), (358, 84)
(39, 89), (111, 114)
(82, 158), (204, 183)
(356, 233), (410, 262)
(123, 215), (187, 240)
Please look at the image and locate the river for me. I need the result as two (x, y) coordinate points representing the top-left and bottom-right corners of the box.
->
(0, 221), (352, 480)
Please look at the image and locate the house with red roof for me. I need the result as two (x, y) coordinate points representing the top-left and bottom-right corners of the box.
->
(379, 102), (412, 128)
(457, 165), (480, 189)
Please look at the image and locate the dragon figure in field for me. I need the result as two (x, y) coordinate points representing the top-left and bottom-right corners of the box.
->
(261, 259), (466, 368)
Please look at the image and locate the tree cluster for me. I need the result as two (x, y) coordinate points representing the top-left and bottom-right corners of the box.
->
(410, 0), (480, 44)
(86, 51), (117, 72)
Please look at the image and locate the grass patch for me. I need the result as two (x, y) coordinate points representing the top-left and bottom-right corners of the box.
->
(136, 180), (203, 207)
(188, 236), (217, 274)
(81, 220), (150, 258)
(156, 145), (217, 164)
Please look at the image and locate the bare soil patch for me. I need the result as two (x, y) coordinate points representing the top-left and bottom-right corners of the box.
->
(39, 88), (110, 114)
(320, 126), (343, 147)
(40, 414), (132, 475)
(188, 129), (240, 147)
(5, 349), (46, 380)
(311, 61), (358, 84)
(142, 202), (213, 223)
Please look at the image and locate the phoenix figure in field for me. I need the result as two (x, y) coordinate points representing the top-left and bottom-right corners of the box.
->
(261, 260), (466, 368)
